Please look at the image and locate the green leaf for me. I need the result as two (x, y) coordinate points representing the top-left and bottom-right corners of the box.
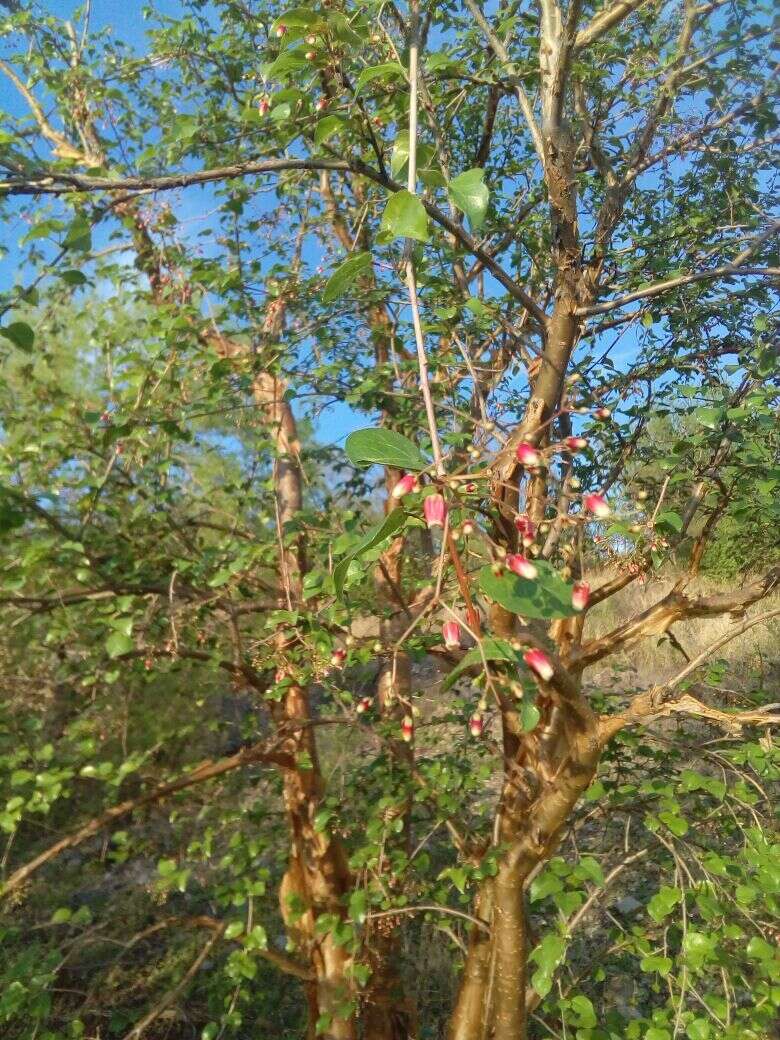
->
(570, 995), (597, 1027)
(577, 857), (605, 887)
(686, 1021), (711, 1040)
(333, 507), (408, 598)
(244, 924), (268, 950)
(314, 114), (345, 144)
(658, 810), (688, 836)
(0, 322), (35, 353)
(272, 8), (324, 31)
(478, 561), (576, 620)
(529, 932), (566, 997)
(378, 190), (429, 243)
(442, 637), (522, 690)
(64, 215), (92, 252)
(109, 616), (134, 638)
(389, 131), (436, 179)
(349, 889), (368, 925)
(640, 954), (673, 975)
(264, 49), (308, 80)
(692, 406), (724, 431)
(682, 930), (716, 968)
(657, 509), (683, 532)
(51, 907), (73, 924)
(520, 699), (540, 732)
(105, 631), (133, 658)
(647, 885), (683, 923)
(224, 920), (245, 940)
(59, 269), (89, 286)
(448, 168), (489, 229)
(323, 252), (372, 303)
(344, 427), (427, 470)
(354, 62), (405, 94)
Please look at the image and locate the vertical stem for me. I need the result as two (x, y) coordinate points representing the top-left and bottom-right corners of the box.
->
(405, 0), (445, 477)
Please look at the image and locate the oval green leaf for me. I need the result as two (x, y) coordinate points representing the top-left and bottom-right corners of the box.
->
(344, 427), (427, 470)
(478, 561), (576, 619)
(448, 168), (489, 230)
(378, 190), (429, 243)
(0, 322), (35, 353)
(333, 507), (407, 597)
(322, 252), (372, 303)
(354, 62), (405, 95)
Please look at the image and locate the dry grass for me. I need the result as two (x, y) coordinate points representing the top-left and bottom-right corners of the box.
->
(583, 569), (780, 690)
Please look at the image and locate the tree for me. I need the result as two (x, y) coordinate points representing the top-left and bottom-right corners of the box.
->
(0, 1), (778, 1038)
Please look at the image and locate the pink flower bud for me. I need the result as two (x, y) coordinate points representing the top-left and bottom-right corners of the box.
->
(565, 436), (588, 451)
(469, 712), (483, 737)
(356, 696), (373, 714)
(305, 50), (316, 60)
(392, 473), (418, 499)
(330, 648), (347, 667)
(258, 97), (270, 115)
(594, 407), (611, 420)
(423, 493), (447, 529)
(514, 514), (536, 541)
(583, 493), (610, 518)
(275, 23), (287, 37)
(516, 441), (541, 467)
(461, 519), (475, 536)
(305, 34), (317, 45)
(401, 715), (414, 742)
(572, 581), (590, 611)
(507, 554), (538, 580)
(465, 482), (477, 493)
(523, 648), (554, 682)
(315, 97), (328, 111)
(442, 621), (461, 650)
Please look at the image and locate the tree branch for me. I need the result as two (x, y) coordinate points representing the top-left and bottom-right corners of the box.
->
(121, 921), (226, 1040)
(574, 0), (653, 51)
(577, 265), (779, 317)
(461, 0), (546, 166)
(600, 607), (780, 738)
(574, 567), (780, 671)
(1, 738), (291, 898)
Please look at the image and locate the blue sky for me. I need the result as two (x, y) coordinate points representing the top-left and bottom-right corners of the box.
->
(1, 0), (377, 448)
(2, 0), (769, 457)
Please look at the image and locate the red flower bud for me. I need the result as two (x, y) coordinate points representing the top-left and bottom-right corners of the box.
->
(514, 514), (536, 541)
(423, 493), (447, 529)
(442, 620), (461, 650)
(469, 712), (483, 737)
(572, 581), (590, 611)
(523, 648), (554, 682)
(565, 436), (588, 451)
(461, 519), (475, 536)
(356, 696), (373, 714)
(392, 473), (419, 499)
(583, 493), (610, 518)
(305, 50), (316, 60)
(275, 23), (287, 37)
(507, 554), (538, 580)
(401, 715), (414, 742)
(516, 441), (541, 467)
(315, 97), (328, 112)
(594, 407), (611, 420)
(330, 648), (347, 667)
